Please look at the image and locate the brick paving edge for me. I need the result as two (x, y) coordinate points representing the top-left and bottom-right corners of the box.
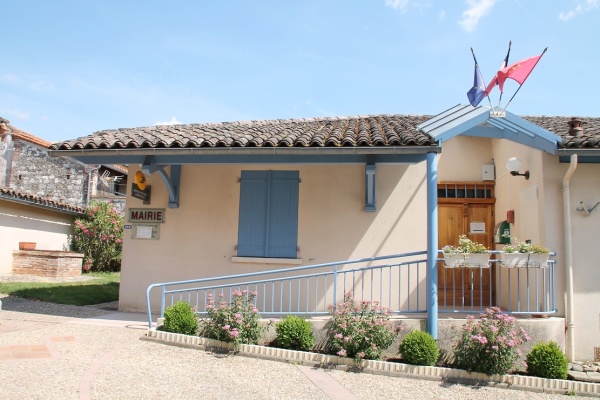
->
(145, 328), (600, 398)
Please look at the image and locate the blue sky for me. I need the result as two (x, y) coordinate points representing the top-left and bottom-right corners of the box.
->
(1, 0), (599, 142)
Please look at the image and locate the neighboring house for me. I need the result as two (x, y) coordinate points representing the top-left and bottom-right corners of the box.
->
(0, 117), (127, 274)
(48, 105), (600, 361)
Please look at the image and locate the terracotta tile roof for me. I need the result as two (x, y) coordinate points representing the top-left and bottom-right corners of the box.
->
(47, 113), (600, 152)
(49, 115), (436, 150)
(522, 116), (600, 149)
(0, 187), (84, 215)
(8, 125), (52, 148)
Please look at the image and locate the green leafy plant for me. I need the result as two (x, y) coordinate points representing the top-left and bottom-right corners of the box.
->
(398, 330), (439, 366)
(202, 290), (267, 347)
(458, 234), (488, 254)
(163, 301), (198, 335)
(71, 200), (124, 272)
(529, 243), (550, 254)
(503, 239), (549, 254)
(526, 341), (568, 379)
(454, 307), (530, 376)
(274, 315), (315, 351)
(327, 292), (401, 361)
(443, 235), (488, 255)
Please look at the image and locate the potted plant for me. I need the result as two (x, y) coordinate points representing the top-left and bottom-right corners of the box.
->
(442, 235), (490, 268)
(459, 235), (490, 268)
(499, 240), (530, 268)
(527, 243), (550, 268)
(442, 245), (464, 268)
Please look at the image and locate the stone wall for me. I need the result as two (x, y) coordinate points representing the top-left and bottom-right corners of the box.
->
(12, 250), (84, 277)
(9, 140), (88, 207)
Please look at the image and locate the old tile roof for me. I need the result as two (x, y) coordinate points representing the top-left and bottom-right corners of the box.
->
(522, 116), (600, 149)
(8, 125), (52, 148)
(49, 115), (435, 150)
(48, 113), (600, 152)
(0, 187), (84, 215)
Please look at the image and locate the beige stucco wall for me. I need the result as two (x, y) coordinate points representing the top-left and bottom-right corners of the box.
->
(437, 136), (494, 182)
(542, 156), (600, 362)
(120, 162), (429, 313)
(0, 200), (74, 274)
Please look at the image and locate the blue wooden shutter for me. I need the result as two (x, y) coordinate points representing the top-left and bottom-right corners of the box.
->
(266, 171), (299, 258)
(237, 171), (269, 257)
(237, 170), (299, 258)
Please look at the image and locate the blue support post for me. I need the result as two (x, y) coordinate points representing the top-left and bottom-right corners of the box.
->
(426, 152), (439, 339)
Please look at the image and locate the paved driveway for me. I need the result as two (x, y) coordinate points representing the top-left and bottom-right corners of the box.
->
(0, 295), (592, 400)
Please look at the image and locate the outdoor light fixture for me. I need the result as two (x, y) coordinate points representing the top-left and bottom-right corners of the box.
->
(506, 157), (530, 180)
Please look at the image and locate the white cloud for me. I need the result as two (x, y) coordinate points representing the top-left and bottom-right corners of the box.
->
(459, 0), (498, 32)
(3, 74), (18, 83)
(384, 0), (410, 10)
(154, 117), (182, 126)
(0, 108), (30, 120)
(438, 10), (446, 20)
(559, 0), (599, 20)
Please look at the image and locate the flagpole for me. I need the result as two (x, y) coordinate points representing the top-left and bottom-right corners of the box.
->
(470, 47), (494, 109)
(497, 41), (511, 112)
(501, 47), (548, 113)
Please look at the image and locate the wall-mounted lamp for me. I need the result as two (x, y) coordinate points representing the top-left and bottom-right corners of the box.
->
(506, 157), (529, 180)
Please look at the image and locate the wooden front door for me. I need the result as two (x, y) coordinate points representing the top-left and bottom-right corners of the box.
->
(438, 182), (495, 308)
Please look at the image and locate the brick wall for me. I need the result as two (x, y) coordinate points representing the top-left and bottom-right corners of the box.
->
(12, 250), (84, 277)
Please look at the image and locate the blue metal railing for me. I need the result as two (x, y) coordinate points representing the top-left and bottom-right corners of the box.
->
(146, 251), (428, 328)
(438, 251), (556, 316)
(145, 250), (556, 328)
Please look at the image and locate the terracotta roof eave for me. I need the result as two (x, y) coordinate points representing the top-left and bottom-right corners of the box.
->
(0, 191), (84, 216)
(48, 145), (441, 158)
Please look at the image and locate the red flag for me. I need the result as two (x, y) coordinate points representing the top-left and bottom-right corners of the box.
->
(498, 53), (544, 92)
(484, 41), (511, 96)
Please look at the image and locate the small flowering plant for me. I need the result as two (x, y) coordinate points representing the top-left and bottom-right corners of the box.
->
(327, 292), (401, 361)
(201, 290), (267, 347)
(454, 307), (530, 376)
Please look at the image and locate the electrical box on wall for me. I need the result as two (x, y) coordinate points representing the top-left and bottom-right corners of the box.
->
(482, 165), (495, 181)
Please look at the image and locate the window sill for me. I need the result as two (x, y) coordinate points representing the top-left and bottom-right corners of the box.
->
(231, 256), (303, 265)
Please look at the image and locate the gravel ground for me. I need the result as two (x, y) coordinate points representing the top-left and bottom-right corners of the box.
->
(0, 295), (596, 400)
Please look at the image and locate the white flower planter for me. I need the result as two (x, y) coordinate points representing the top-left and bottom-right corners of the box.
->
(500, 252), (529, 268)
(442, 253), (464, 268)
(463, 253), (490, 268)
(527, 253), (549, 268)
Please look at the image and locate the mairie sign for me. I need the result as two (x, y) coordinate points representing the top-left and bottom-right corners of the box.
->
(128, 208), (165, 223)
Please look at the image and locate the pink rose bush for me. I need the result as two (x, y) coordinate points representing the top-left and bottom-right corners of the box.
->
(327, 292), (402, 361)
(454, 307), (530, 375)
(202, 290), (268, 347)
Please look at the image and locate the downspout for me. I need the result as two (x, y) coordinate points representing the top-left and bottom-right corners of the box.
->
(562, 153), (577, 362)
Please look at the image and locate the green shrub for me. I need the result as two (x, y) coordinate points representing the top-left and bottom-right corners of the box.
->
(399, 330), (439, 366)
(526, 341), (568, 379)
(327, 292), (401, 361)
(275, 315), (315, 351)
(163, 302), (198, 335)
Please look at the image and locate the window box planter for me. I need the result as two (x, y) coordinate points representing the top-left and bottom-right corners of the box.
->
(442, 253), (464, 268)
(499, 252), (529, 268)
(463, 253), (490, 268)
(527, 253), (549, 268)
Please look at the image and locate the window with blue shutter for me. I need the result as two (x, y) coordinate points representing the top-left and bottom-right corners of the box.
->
(237, 170), (299, 258)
